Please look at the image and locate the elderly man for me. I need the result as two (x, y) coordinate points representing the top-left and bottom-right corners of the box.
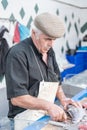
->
(5, 12), (81, 124)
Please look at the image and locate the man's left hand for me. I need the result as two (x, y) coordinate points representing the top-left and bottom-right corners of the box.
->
(61, 98), (82, 109)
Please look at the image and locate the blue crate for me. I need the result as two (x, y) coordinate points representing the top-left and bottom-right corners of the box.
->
(61, 66), (75, 80)
(61, 64), (85, 80)
(62, 52), (87, 80)
(66, 51), (87, 65)
(66, 54), (75, 64)
(74, 64), (85, 73)
(84, 63), (87, 69)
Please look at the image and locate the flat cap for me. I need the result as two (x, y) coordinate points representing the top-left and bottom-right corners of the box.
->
(34, 12), (65, 38)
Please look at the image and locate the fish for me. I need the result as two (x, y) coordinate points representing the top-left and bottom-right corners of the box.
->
(66, 105), (86, 123)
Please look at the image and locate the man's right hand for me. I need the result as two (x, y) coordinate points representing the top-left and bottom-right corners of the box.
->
(47, 103), (67, 122)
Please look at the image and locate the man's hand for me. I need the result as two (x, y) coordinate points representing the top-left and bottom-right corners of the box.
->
(56, 85), (82, 109)
(60, 98), (82, 110)
(47, 103), (67, 122)
(82, 103), (87, 108)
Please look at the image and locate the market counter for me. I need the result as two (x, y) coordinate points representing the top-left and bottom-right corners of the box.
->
(24, 89), (87, 130)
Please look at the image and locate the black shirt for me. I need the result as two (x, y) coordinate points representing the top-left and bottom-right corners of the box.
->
(5, 37), (61, 118)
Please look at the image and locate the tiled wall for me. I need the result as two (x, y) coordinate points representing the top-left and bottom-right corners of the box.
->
(0, 0), (87, 77)
(1, 0), (87, 54)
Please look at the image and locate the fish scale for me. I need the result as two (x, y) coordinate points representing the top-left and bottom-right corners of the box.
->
(66, 105), (86, 123)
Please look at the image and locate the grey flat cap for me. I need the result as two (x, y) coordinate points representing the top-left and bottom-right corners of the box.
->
(34, 12), (65, 38)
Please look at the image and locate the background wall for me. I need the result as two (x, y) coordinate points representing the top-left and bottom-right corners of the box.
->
(0, 0), (87, 83)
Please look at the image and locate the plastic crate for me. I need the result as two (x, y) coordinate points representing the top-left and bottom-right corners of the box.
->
(66, 54), (75, 64)
(74, 64), (85, 73)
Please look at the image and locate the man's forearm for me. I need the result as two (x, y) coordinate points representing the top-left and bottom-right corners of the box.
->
(11, 95), (52, 111)
(56, 85), (67, 103)
(56, 85), (81, 108)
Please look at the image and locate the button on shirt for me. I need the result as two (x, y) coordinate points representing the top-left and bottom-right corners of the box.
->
(5, 37), (61, 118)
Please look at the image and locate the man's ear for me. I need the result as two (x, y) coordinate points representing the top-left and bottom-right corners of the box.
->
(32, 29), (36, 39)
(32, 29), (35, 35)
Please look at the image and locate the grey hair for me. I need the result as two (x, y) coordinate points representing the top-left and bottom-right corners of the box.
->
(30, 22), (43, 39)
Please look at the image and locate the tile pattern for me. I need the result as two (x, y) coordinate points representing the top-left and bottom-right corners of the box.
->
(20, 8), (25, 19)
(0, 0), (86, 54)
(1, 0), (8, 9)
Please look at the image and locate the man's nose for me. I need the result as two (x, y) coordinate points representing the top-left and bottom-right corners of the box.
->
(49, 40), (54, 46)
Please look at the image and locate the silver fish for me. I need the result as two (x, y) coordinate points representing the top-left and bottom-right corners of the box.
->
(66, 105), (86, 123)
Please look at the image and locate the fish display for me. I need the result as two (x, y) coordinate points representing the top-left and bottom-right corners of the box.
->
(66, 105), (86, 123)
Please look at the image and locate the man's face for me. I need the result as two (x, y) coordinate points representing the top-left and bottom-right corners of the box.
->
(35, 33), (56, 54)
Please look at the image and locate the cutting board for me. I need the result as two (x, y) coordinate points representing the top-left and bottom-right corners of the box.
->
(41, 124), (63, 130)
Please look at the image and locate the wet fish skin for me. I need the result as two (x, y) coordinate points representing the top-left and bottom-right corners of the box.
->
(66, 105), (86, 123)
